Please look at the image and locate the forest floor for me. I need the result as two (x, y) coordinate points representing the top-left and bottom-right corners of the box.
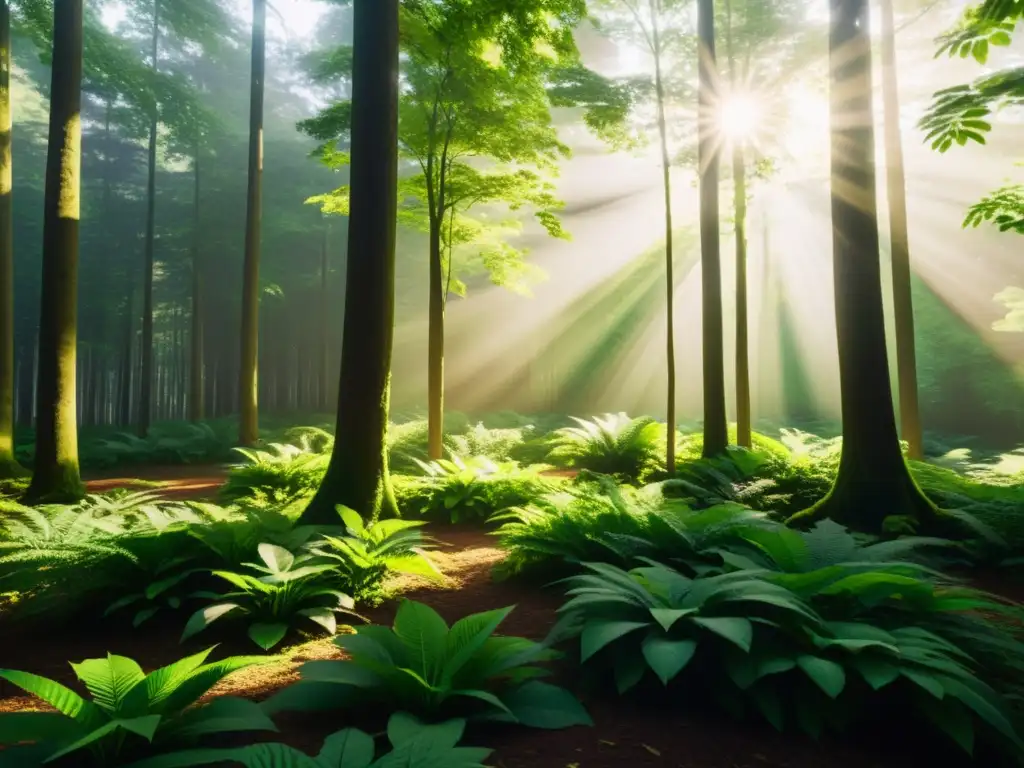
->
(0, 469), (994, 767)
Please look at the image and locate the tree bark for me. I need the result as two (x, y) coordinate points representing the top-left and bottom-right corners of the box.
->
(24, 0), (85, 504)
(789, 0), (937, 534)
(301, 0), (400, 524)
(649, 0), (676, 475)
(138, 0), (159, 437)
(0, 0), (24, 477)
(879, 0), (922, 459)
(238, 0), (266, 447)
(319, 217), (330, 411)
(189, 139), (204, 421)
(426, 217), (445, 459)
(698, 0), (728, 458)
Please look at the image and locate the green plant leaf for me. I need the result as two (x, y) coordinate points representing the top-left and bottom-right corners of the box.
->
(249, 622), (289, 650)
(0, 670), (102, 725)
(44, 715), (162, 762)
(298, 659), (384, 688)
(642, 635), (697, 685)
(692, 617), (753, 652)
(337, 506), (367, 537)
(649, 607), (696, 632)
(392, 600), (450, 685)
(580, 619), (648, 662)
(614, 653), (647, 694)
(123, 744), (319, 768)
(850, 655), (900, 691)
(0, 712), (83, 746)
(442, 606), (514, 683)
(166, 696), (278, 740)
(71, 656), (147, 715)
(387, 712), (465, 748)
(299, 607), (339, 635)
(500, 681), (592, 729)
(259, 543), (296, 573)
(317, 725), (376, 767)
(796, 656), (845, 699)
(181, 603), (244, 641)
(139, 648), (215, 712)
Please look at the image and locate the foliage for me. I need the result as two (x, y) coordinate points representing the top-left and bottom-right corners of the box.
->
(103, 553), (206, 628)
(548, 559), (1024, 758)
(546, 413), (662, 480)
(263, 599), (591, 729)
(181, 543), (359, 650)
(303, 506), (442, 602)
(221, 443), (330, 504)
(0, 648), (274, 766)
(406, 455), (553, 522)
(123, 712), (492, 768)
(964, 183), (1024, 234)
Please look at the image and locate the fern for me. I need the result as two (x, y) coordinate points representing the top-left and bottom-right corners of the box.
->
(546, 413), (662, 481)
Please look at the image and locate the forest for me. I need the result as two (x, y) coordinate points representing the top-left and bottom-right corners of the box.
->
(1, 0), (1024, 765)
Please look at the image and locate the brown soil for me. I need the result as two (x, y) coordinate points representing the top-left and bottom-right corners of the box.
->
(84, 464), (229, 502)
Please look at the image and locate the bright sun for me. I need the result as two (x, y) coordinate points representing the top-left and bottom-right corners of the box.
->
(719, 93), (763, 141)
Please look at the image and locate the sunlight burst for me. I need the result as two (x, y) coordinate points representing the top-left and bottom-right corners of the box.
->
(719, 93), (763, 141)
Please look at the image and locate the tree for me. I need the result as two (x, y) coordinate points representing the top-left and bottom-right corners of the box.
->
(0, 0), (22, 479)
(189, 129), (203, 421)
(698, 0), (728, 458)
(24, 0), (85, 503)
(301, 0), (400, 524)
(238, 0), (266, 447)
(788, 0), (937, 533)
(138, 0), (159, 437)
(879, 0), (922, 459)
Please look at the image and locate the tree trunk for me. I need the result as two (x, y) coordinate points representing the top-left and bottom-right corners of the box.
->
(24, 0), (85, 504)
(698, 0), (728, 458)
(649, 0), (676, 475)
(426, 218), (445, 460)
(301, 0), (400, 524)
(0, 0), (24, 477)
(880, 0), (922, 459)
(789, 0), (937, 534)
(725, 0), (751, 449)
(118, 289), (133, 425)
(189, 140), (204, 421)
(138, 0), (159, 437)
(319, 217), (330, 411)
(238, 0), (266, 446)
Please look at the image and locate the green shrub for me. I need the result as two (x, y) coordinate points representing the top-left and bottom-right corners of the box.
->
(546, 413), (662, 481)
(221, 443), (329, 503)
(549, 559), (1024, 759)
(304, 506), (442, 602)
(126, 712), (493, 768)
(401, 456), (555, 523)
(264, 599), (591, 730)
(80, 422), (234, 469)
(445, 422), (530, 462)
(0, 648), (274, 766)
(181, 542), (358, 650)
(103, 553), (206, 628)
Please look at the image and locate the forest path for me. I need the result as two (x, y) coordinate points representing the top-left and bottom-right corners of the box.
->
(84, 463), (230, 502)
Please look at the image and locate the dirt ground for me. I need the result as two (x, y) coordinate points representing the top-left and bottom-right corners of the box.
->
(0, 470), (1012, 767)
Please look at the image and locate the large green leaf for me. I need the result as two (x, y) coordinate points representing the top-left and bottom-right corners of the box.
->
(249, 622), (290, 650)
(392, 601), (450, 685)
(337, 506), (366, 538)
(317, 726), (375, 768)
(135, 648), (214, 713)
(124, 744), (318, 768)
(500, 681), (592, 729)
(850, 655), (900, 691)
(260, 680), (359, 715)
(45, 714), (162, 762)
(0, 712), (82, 745)
(0, 670), (101, 726)
(442, 606), (514, 683)
(160, 656), (270, 714)
(386, 713), (464, 749)
(298, 660), (383, 688)
(165, 696), (278, 740)
(181, 603), (244, 641)
(259, 543), (296, 574)
(641, 635), (697, 684)
(580, 619), (648, 662)
(692, 616), (753, 652)
(300, 607), (339, 635)
(796, 656), (846, 699)
(70, 655), (147, 715)
(649, 607), (696, 632)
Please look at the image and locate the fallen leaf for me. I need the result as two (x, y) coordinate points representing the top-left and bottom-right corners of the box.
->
(641, 744), (662, 756)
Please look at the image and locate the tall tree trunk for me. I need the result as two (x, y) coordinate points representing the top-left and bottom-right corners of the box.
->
(301, 0), (400, 524)
(880, 0), (922, 459)
(118, 289), (133, 425)
(649, 0), (676, 475)
(725, 0), (751, 449)
(698, 0), (728, 457)
(189, 140), (204, 421)
(138, 0), (159, 437)
(0, 0), (23, 477)
(24, 0), (85, 504)
(426, 220), (444, 459)
(789, 0), (937, 533)
(319, 217), (330, 411)
(238, 0), (266, 446)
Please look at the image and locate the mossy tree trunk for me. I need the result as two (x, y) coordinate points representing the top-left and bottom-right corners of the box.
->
(300, 0), (400, 524)
(649, 0), (677, 475)
(426, 218), (445, 460)
(319, 217), (330, 412)
(788, 0), (936, 534)
(24, 0), (85, 504)
(880, 0), (922, 460)
(0, 0), (24, 478)
(698, 0), (728, 458)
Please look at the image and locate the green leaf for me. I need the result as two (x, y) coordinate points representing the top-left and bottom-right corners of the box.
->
(140, 648), (215, 712)
(337, 506), (366, 537)
(181, 603), (244, 641)
(392, 600), (450, 685)
(850, 655), (899, 690)
(161, 656), (270, 715)
(44, 715), (162, 762)
(649, 607), (696, 632)
(387, 712), (465, 749)
(299, 607), (339, 635)
(442, 606), (514, 683)
(500, 681), (592, 729)
(0, 712), (83, 746)
(249, 622), (289, 650)
(451, 688), (514, 717)
(580, 619), (648, 662)
(641, 635), (697, 685)
(796, 656), (845, 699)
(124, 744), (319, 768)
(71, 656), (147, 715)
(299, 659), (383, 688)
(259, 543), (296, 573)
(0, 670), (101, 725)
(692, 617), (753, 652)
(613, 653), (647, 694)
(317, 726), (376, 768)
